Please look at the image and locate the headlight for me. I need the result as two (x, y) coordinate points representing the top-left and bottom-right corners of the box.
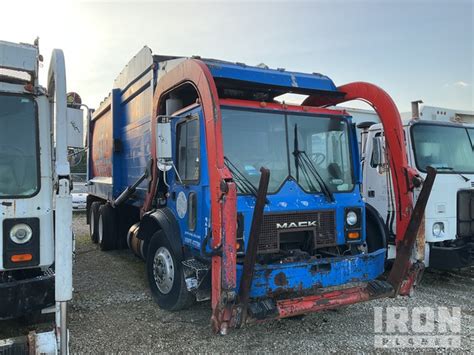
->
(9, 224), (33, 244)
(346, 211), (358, 226)
(432, 222), (444, 237)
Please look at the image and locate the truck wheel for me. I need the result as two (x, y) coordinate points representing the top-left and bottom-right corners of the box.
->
(146, 231), (194, 311)
(89, 201), (101, 244)
(366, 217), (385, 253)
(98, 203), (117, 251)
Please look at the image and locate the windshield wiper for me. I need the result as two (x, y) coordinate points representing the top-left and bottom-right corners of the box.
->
(436, 166), (470, 182)
(224, 156), (260, 199)
(292, 124), (335, 202)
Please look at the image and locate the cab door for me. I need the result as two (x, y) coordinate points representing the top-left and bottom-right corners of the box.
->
(168, 109), (209, 252)
(363, 129), (389, 218)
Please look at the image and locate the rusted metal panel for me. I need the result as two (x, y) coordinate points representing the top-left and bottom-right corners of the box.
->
(388, 166), (437, 294)
(221, 181), (237, 292)
(416, 214), (426, 261)
(276, 286), (371, 318)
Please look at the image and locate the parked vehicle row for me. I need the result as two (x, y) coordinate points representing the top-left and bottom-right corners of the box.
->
(1, 40), (471, 353)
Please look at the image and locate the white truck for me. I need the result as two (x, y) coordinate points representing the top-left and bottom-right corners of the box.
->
(0, 40), (82, 353)
(346, 102), (474, 269)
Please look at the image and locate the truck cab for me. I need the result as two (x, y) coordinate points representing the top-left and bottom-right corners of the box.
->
(0, 41), (56, 320)
(361, 115), (474, 269)
(161, 97), (379, 300)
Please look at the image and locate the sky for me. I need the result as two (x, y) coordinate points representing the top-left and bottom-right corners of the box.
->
(1, 0), (472, 112)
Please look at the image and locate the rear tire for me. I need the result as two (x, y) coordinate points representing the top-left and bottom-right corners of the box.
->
(89, 201), (101, 244)
(146, 230), (194, 311)
(98, 203), (117, 251)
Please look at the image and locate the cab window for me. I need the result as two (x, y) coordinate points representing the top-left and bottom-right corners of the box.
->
(176, 117), (200, 183)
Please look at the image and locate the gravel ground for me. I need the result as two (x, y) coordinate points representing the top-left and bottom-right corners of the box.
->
(1, 212), (472, 353)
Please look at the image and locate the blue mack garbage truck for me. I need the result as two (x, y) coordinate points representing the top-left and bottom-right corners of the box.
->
(86, 47), (434, 334)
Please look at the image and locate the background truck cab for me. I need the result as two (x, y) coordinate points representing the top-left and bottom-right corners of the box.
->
(351, 103), (474, 269)
(0, 39), (82, 353)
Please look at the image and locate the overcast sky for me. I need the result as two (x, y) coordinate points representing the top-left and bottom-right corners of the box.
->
(1, 0), (473, 112)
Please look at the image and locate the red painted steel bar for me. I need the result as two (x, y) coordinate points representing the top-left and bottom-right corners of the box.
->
(276, 286), (371, 318)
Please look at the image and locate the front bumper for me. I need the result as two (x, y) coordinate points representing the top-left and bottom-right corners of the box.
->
(0, 274), (55, 320)
(236, 249), (386, 299)
(429, 239), (474, 270)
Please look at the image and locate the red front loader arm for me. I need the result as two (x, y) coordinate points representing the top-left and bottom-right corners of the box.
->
(304, 82), (419, 239)
(304, 82), (424, 294)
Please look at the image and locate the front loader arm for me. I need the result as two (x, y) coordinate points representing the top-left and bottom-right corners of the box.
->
(303, 82), (430, 295)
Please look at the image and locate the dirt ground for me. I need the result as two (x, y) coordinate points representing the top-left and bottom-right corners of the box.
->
(1, 212), (473, 353)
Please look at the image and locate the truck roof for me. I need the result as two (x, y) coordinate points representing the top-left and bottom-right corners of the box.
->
(200, 57), (339, 100)
(95, 46), (344, 113)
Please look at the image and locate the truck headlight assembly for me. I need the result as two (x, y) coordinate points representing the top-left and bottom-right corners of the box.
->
(346, 211), (358, 226)
(432, 222), (444, 237)
(345, 208), (362, 242)
(9, 224), (33, 244)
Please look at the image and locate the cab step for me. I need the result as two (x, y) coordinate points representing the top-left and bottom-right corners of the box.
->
(182, 258), (210, 272)
(366, 280), (394, 298)
(182, 259), (211, 301)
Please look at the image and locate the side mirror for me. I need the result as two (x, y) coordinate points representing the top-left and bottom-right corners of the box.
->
(155, 116), (173, 172)
(66, 107), (84, 148)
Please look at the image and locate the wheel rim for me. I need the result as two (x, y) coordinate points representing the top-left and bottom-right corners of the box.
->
(152, 246), (175, 294)
(98, 214), (103, 244)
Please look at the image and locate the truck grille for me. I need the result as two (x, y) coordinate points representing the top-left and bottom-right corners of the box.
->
(457, 189), (474, 238)
(258, 210), (336, 254)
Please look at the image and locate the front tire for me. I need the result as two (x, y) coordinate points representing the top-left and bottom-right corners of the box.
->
(146, 231), (194, 311)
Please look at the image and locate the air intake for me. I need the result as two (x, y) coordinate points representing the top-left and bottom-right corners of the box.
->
(457, 189), (474, 238)
(258, 210), (336, 254)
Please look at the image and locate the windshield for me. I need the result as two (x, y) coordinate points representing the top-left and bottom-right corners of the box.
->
(411, 124), (474, 174)
(221, 107), (354, 194)
(0, 95), (39, 197)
